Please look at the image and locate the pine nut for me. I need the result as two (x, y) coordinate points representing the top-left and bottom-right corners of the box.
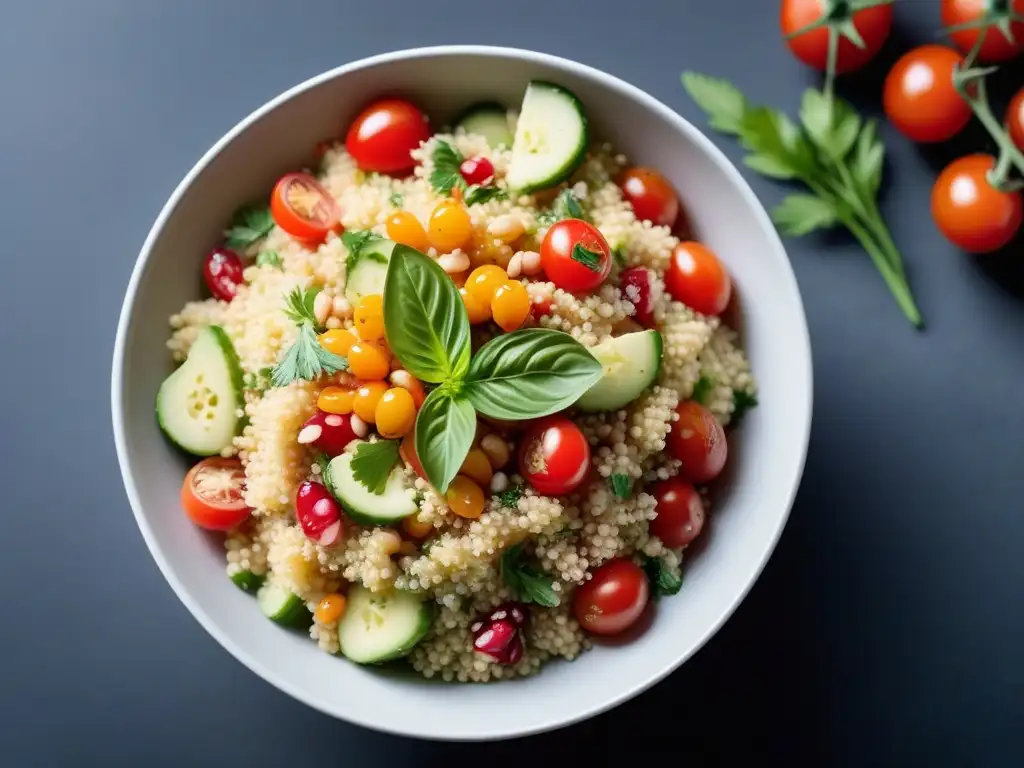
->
(373, 529), (402, 555)
(331, 296), (352, 318)
(350, 414), (369, 438)
(490, 471), (509, 493)
(438, 250), (470, 274)
(480, 434), (510, 469)
(519, 250), (542, 276)
(506, 252), (523, 278)
(313, 291), (332, 327)
(297, 424), (323, 445)
(487, 215), (526, 243)
(325, 316), (342, 329)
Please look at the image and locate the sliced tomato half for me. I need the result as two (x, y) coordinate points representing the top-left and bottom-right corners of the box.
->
(270, 172), (341, 243)
(181, 457), (252, 531)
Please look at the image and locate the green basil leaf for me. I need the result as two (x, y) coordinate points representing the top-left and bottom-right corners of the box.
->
(463, 329), (602, 420)
(429, 140), (467, 196)
(414, 388), (476, 493)
(681, 71), (749, 136)
(383, 245), (471, 383)
(772, 194), (839, 236)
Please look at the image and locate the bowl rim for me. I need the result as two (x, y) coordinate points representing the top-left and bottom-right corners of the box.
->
(111, 44), (813, 741)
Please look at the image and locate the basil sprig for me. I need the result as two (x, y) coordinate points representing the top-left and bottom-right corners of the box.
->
(382, 246), (602, 492)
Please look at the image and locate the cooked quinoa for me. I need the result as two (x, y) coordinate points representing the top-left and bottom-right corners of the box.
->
(164, 90), (756, 682)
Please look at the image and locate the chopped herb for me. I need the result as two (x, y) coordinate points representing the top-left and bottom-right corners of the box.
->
(612, 245), (628, 268)
(497, 484), (525, 508)
(389, 191), (404, 208)
(224, 205), (274, 249)
(350, 439), (400, 494)
(571, 243), (603, 271)
(342, 229), (383, 273)
(429, 140), (466, 196)
(464, 185), (508, 206)
(271, 286), (348, 387)
(640, 554), (683, 597)
(282, 285), (322, 328)
(500, 542), (559, 607)
(256, 250), (283, 269)
(732, 389), (758, 421)
(243, 367), (274, 394)
(610, 474), (632, 499)
(692, 374), (716, 405)
(536, 189), (588, 228)
(314, 451), (333, 487)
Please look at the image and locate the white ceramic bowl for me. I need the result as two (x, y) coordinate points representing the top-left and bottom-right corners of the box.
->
(111, 45), (812, 741)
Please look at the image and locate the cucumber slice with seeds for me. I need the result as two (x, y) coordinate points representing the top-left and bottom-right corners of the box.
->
(506, 81), (588, 194)
(325, 450), (418, 526)
(337, 586), (432, 664)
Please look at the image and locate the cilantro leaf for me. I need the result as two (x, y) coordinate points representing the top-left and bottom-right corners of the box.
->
(271, 324), (348, 387)
(691, 374), (716, 405)
(225, 205), (274, 249)
(498, 484), (524, 508)
(640, 554), (683, 597)
(610, 474), (632, 499)
(429, 140), (466, 196)
(732, 389), (758, 422)
(681, 71), (749, 135)
(773, 194), (839, 236)
(500, 542), (559, 608)
(350, 439), (401, 495)
(464, 185), (508, 206)
(256, 250), (283, 269)
(282, 286), (322, 327)
(571, 243), (603, 272)
(389, 191), (404, 208)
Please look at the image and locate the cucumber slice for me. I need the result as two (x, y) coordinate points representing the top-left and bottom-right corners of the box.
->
(156, 325), (244, 455)
(456, 102), (515, 149)
(575, 330), (663, 412)
(325, 450), (417, 526)
(506, 81), (588, 194)
(344, 239), (397, 306)
(337, 586), (432, 664)
(230, 569), (265, 593)
(257, 583), (312, 628)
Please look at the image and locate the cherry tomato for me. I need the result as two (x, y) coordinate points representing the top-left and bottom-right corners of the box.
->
(270, 173), (340, 243)
(942, 0), (1024, 63)
(667, 401), (728, 484)
(518, 415), (591, 496)
(345, 98), (430, 174)
(460, 156), (495, 186)
(931, 154), (1023, 254)
(781, 0), (893, 73)
(400, 431), (428, 482)
(619, 167), (679, 228)
(883, 45), (971, 143)
(540, 219), (612, 294)
(573, 559), (649, 636)
(665, 242), (732, 316)
(1008, 87), (1024, 151)
(619, 267), (656, 327)
(180, 457), (252, 531)
(203, 247), (244, 302)
(650, 478), (705, 548)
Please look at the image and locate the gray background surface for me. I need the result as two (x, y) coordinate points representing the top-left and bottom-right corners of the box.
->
(1, 0), (1022, 764)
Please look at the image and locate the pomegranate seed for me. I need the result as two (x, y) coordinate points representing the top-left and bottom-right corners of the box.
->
(472, 617), (517, 658)
(497, 633), (524, 665)
(295, 481), (343, 544)
(299, 411), (357, 457)
(460, 157), (494, 186)
(489, 602), (528, 627)
(620, 267), (655, 327)
(204, 247), (244, 302)
(530, 296), (553, 321)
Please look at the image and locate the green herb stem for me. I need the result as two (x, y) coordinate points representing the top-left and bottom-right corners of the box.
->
(845, 215), (922, 327)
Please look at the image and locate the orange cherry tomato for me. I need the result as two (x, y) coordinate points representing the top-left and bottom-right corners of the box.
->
(781, 0), (893, 74)
(665, 242), (732, 317)
(942, 0), (1024, 64)
(345, 98), (430, 174)
(386, 210), (429, 251)
(931, 154), (1023, 254)
(1008, 87), (1024, 152)
(270, 173), (341, 243)
(883, 45), (971, 143)
(181, 457), (252, 531)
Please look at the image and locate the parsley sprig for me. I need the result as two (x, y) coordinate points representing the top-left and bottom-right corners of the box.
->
(350, 439), (401, 495)
(640, 554), (683, 597)
(428, 140), (507, 205)
(271, 286), (348, 387)
(500, 541), (559, 607)
(225, 205), (274, 250)
(682, 71), (923, 329)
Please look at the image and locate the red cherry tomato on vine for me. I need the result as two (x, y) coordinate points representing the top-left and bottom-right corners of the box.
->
(573, 558), (649, 636)
(667, 401), (728, 484)
(540, 219), (612, 294)
(650, 478), (706, 548)
(931, 155), (1023, 254)
(665, 242), (732, 317)
(270, 173), (340, 243)
(518, 415), (590, 496)
(345, 98), (430, 174)
(203, 247), (244, 302)
(181, 457), (252, 531)
(1008, 87), (1024, 152)
(781, 0), (893, 74)
(942, 0), (1024, 64)
(619, 167), (680, 228)
(883, 45), (972, 144)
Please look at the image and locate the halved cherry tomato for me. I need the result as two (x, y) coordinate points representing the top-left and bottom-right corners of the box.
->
(665, 242), (732, 316)
(931, 154), (1023, 254)
(942, 0), (1024, 64)
(203, 247), (244, 302)
(573, 558), (649, 636)
(181, 457), (252, 531)
(400, 431), (428, 483)
(650, 478), (705, 548)
(883, 45), (972, 143)
(518, 415), (590, 496)
(619, 167), (679, 228)
(781, 0), (893, 74)
(1008, 87), (1024, 151)
(345, 98), (430, 174)
(667, 401), (728, 484)
(270, 173), (340, 243)
(540, 219), (612, 294)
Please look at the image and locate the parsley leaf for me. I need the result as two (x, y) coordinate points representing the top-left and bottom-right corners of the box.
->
(570, 243), (603, 272)
(497, 484), (524, 508)
(350, 439), (400, 495)
(256, 250), (283, 269)
(852, 118), (885, 197)
(429, 140), (466, 196)
(282, 286), (322, 328)
(341, 229), (383, 273)
(691, 374), (716, 405)
(536, 189), (588, 228)
(681, 72), (749, 135)
(732, 389), (758, 422)
(271, 324), (348, 387)
(773, 194), (839, 236)
(610, 474), (632, 499)
(500, 542), (559, 608)
(225, 205), (274, 249)
(464, 185), (508, 206)
(800, 89), (861, 163)
(389, 191), (404, 208)
(640, 554), (683, 597)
